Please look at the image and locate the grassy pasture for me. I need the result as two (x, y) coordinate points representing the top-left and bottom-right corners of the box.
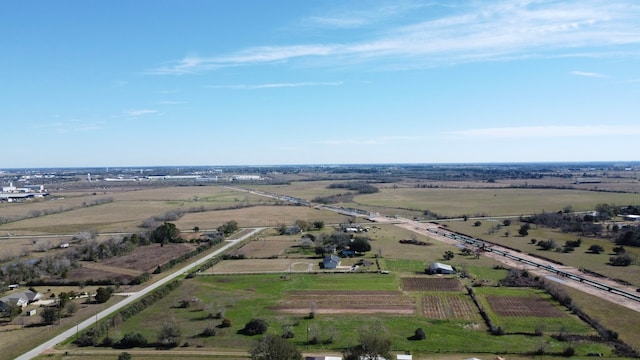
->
(88, 273), (610, 358)
(348, 188), (640, 217)
(473, 287), (594, 335)
(563, 285), (640, 351)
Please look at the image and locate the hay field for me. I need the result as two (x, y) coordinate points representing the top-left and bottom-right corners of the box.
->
(236, 181), (342, 201)
(175, 205), (346, 229)
(206, 259), (317, 274)
(350, 188), (640, 217)
(0, 186), (289, 234)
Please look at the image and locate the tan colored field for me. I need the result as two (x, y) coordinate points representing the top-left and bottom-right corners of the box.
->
(349, 188), (640, 217)
(204, 258), (317, 274)
(272, 290), (416, 314)
(0, 186), (274, 234)
(229, 236), (297, 258)
(175, 205), (346, 229)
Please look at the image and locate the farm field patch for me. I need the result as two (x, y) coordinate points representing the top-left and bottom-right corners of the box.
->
(203, 258), (316, 274)
(474, 287), (593, 335)
(401, 277), (463, 292)
(272, 290), (416, 314)
(101, 242), (198, 273)
(176, 205), (346, 229)
(421, 294), (481, 321)
(486, 296), (566, 317)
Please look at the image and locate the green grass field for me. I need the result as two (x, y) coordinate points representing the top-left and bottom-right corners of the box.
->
(67, 272), (617, 359)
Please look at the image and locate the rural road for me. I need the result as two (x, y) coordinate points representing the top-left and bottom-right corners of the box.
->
(383, 216), (640, 314)
(15, 227), (264, 360)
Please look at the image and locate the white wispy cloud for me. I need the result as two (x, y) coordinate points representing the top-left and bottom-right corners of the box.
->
(571, 70), (608, 78)
(125, 109), (158, 117)
(36, 119), (104, 133)
(148, 0), (640, 75)
(302, 2), (428, 29)
(206, 81), (343, 90)
(447, 125), (640, 139)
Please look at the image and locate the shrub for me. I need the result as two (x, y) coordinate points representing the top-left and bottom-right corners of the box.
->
(240, 318), (269, 336)
(408, 328), (426, 340)
(562, 347), (575, 357)
(588, 244), (604, 254)
(117, 332), (148, 348)
(201, 326), (216, 337)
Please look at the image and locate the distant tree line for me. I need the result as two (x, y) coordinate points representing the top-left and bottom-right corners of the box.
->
(312, 181), (379, 204)
(327, 181), (380, 194)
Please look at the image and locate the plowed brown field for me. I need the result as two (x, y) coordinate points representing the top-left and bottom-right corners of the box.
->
(272, 290), (416, 314)
(401, 277), (462, 292)
(421, 295), (480, 320)
(486, 296), (566, 317)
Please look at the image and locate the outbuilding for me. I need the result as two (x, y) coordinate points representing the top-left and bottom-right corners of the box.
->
(428, 262), (456, 275)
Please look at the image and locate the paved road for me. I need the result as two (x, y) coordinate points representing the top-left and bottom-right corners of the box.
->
(15, 227), (263, 360)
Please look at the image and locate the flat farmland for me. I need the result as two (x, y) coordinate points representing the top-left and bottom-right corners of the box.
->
(272, 290), (416, 314)
(0, 185), (274, 234)
(349, 188), (639, 217)
(366, 224), (456, 262)
(175, 205), (346, 229)
(486, 296), (566, 317)
(236, 181), (343, 201)
(205, 258), (317, 274)
(421, 294), (481, 321)
(80, 273), (605, 357)
(228, 236), (295, 258)
(474, 287), (594, 334)
(101, 242), (197, 272)
(401, 277), (463, 292)
(46, 243), (199, 283)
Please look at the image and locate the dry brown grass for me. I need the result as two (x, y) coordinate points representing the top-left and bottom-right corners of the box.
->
(175, 205), (346, 229)
(204, 258), (317, 274)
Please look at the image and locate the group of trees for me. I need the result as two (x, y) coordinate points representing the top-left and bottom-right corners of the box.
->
(247, 322), (402, 360)
(276, 219), (324, 235)
(311, 231), (372, 257)
(313, 181), (379, 204)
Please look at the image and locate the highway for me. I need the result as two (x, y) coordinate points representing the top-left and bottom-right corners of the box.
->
(15, 227), (263, 360)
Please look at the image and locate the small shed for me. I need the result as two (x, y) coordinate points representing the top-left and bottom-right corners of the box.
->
(428, 262), (456, 275)
(323, 255), (341, 269)
(26, 309), (37, 316)
(397, 355), (413, 360)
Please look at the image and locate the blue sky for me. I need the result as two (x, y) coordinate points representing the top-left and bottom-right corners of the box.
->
(2, 0), (640, 168)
